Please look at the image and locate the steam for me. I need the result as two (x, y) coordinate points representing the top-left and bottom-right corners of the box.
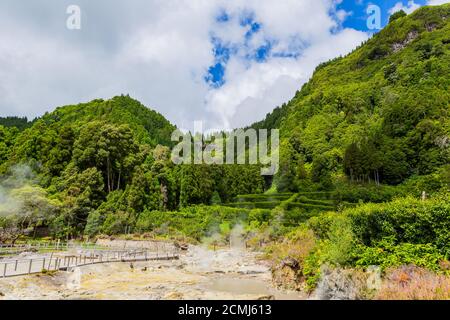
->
(0, 164), (38, 218)
(201, 222), (247, 251)
(229, 224), (246, 250)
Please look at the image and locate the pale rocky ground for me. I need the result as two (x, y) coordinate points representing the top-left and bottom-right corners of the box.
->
(0, 246), (306, 300)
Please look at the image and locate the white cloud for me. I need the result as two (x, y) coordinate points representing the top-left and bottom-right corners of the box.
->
(0, 0), (368, 131)
(206, 28), (368, 129)
(389, 1), (422, 15)
(427, 0), (450, 5)
(389, 0), (449, 17)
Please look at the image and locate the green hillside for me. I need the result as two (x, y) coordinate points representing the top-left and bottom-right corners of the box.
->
(0, 95), (265, 238)
(0, 5), (449, 263)
(255, 5), (450, 191)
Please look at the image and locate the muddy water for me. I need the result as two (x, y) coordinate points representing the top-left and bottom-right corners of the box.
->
(0, 246), (306, 300)
(205, 277), (304, 300)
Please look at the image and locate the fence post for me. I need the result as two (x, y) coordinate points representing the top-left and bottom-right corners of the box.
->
(14, 260), (18, 272)
(3, 263), (6, 278)
(28, 260), (33, 274)
(42, 258), (46, 271)
(48, 253), (53, 269)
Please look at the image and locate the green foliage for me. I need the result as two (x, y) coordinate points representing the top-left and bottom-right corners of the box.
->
(347, 197), (450, 255)
(295, 194), (450, 289)
(72, 121), (140, 193)
(210, 191), (222, 205)
(0, 126), (19, 170)
(1, 5), (450, 246)
(333, 182), (403, 203)
(257, 5), (450, 187)
(353, 238), (445, 272)
(0, 117), (31, 131)
(389, 10), (407, 24)
(135, 205), (268, 241)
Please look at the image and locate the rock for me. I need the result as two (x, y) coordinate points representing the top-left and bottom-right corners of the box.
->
(174, 242), (189, 251)
(392, 30), (419, 52)
(271, 257), (302, 291)
(165, 291), (184, 300)
(281, 257), (299, 270)
(366, 266), (382, 291)
(313, 265), (368, 300)
(257, 295), (275, 300)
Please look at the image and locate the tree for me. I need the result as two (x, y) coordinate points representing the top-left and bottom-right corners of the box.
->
(54, 166), (105, 237)
(389, 10), (407, 23)
(72, 122), (139, 193)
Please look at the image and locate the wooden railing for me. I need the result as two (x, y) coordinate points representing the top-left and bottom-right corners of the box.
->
(0, 246), (179, 278)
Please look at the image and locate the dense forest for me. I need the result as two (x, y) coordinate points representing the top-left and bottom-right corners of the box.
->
(0, 4), (449, 297)
(0, 95), (265, 238)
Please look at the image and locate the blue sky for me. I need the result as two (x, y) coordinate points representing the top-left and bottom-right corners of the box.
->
(0, 0), (447, 130)
(338, 0), (429, 30)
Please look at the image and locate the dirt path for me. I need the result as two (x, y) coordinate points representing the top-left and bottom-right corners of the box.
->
(0, 246), (306, 300)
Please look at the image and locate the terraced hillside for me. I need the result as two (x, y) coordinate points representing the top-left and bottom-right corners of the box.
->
(224, 191), (356, 212)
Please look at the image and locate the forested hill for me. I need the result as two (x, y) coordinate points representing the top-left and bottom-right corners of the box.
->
(0, 94), (266, 237)
(0, 94), (176, 183)
(259, 5), (450, 190)
(43, 95), (176, 146)
(0, 117), (32, 131)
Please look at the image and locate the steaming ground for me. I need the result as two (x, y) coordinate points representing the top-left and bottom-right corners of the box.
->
(0, 246), (306, 300)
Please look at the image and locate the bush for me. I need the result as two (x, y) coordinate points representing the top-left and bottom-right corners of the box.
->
(401, 169), (450, 197)
(297, 196), (334, 206)
(297, 195), (450, 289)
(306, 212), (337, 239)
(346, 197), (450, 255)
(389, 10), (407, 24)
(376, 266), (450, 300)
(296, 192), (334, 200)
(353, 238), (445, 271)
(134, 205), (273, 241)
(226, 201), (281, 209)
(84, 211), (104, 237)
(333, 183), (402, 203)
(287, 202), (334, 212)
(234, 194), (293, 202)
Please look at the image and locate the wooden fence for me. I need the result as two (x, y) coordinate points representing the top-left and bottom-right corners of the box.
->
(0, 247), (179, 278)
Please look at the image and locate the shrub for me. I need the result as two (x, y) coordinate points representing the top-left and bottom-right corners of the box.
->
(346, 197), (450, 255)
(333, 183), (402, 203)
(287, 203), (334, 211)
(134, 205), (273, 241)
(306, 212), (337, 239)
(352, 238), (445, 271)
(84, 211), (104, 237)
(389, 10), (407, 24)
(376, 266), (450, 300)
(302, 216), (357, 290)
(268, 226), (317, 291)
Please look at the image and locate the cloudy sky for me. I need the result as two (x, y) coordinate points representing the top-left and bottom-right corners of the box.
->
(0, 0), (448, 131)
